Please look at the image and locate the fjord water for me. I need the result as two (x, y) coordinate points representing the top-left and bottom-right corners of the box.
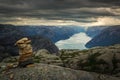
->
(55, 32), (91, 50)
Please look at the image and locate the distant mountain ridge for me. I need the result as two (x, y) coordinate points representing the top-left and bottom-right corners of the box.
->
(86, 25), (120, 48)
(86, 26), (107, 38)
(0, 24), (85, 43)
(0, 24), (85, 60)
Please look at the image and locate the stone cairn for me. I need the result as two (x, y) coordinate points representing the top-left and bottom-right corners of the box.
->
(15, 37), (34, 67)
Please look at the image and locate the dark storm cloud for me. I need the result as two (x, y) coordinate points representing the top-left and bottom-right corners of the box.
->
(90, 0), (120, 4)
(0, 0), (120, 24)
(0, 0), (119, 10)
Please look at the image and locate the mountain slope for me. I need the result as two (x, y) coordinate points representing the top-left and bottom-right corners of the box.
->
(0, 25), (59, 60)
(0, 24), (85, 60)
(0, 24), (85, 43)
(85, 26), (120, 48)
(86, 26), (107, 38)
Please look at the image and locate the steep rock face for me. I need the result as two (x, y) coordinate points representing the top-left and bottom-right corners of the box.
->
(32, 26), (85, 43)
(86, 26), (120, 48)
(0, 25), (59, 60)
(86, 26), (107, 38)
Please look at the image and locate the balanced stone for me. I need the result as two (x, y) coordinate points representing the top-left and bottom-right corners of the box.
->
(15, 37), (33, 67)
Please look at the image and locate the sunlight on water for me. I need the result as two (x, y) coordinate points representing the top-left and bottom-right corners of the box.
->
(55, 32), (91, 50)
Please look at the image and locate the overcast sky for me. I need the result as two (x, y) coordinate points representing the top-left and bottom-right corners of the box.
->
(0, 0), (120, 26)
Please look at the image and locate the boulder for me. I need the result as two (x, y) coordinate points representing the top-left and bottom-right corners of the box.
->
(34, 49), (63, 66)
(60, 44), (120, 75)
(1, 49), (63, 66)
(0, 63), (119, 80)
(35, 49), (50, 57)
